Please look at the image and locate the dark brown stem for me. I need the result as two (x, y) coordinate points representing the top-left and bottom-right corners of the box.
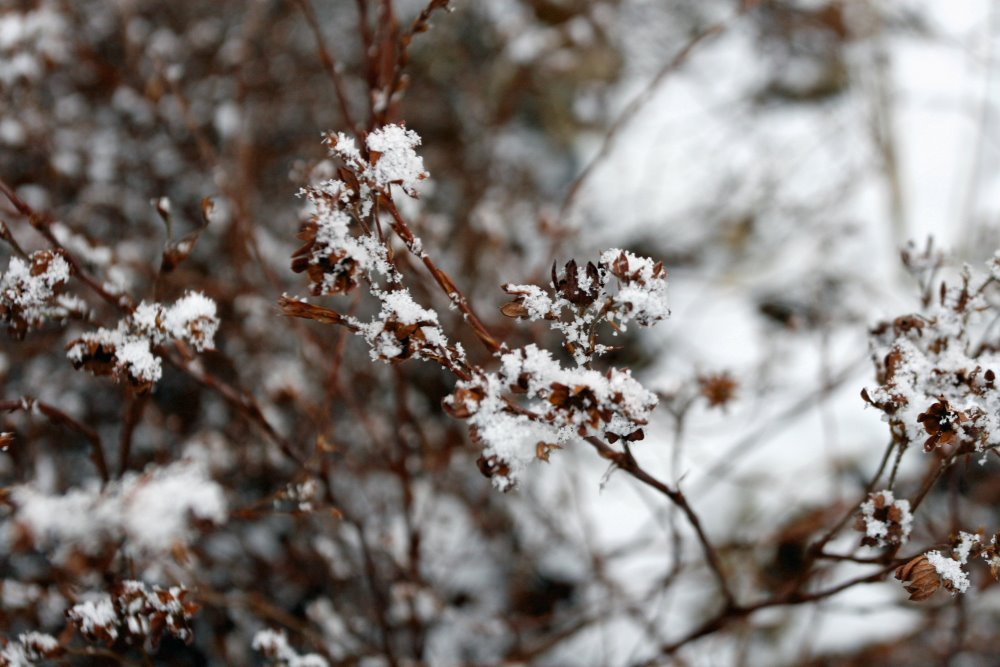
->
(0, 178), (132, 311)
(584, 435), (735, 609)
(295, 0), (360, 134)
(381, 195), (503, 354)
(1, 397), (109, 484)
(163, 353), (305, 467)
(118, 392), (148, 476)
(654, 561), (903, 659)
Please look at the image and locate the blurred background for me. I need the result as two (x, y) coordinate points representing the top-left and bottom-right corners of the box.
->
(2, 1), (1000, 665)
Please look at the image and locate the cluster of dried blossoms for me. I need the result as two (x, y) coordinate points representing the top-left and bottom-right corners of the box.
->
(854, 245), (1000, 601)
(0, 582), (197, 665)
(502, 251), (669, 365)
(66, 291), (219, 391)
(0, 249), (84, 338)
(0, 632), (61, 666)
(285, 125), (670, 491)
(861, 252), (1000, 456)
(67, 581), (199, 649)
(855, 489), (912, 548)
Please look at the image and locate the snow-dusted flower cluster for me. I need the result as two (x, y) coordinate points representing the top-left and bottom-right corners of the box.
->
(925, 531), (980, 594)
(327, 124), (427, 196)
(354, 287), (463, 365)
(253, 629), (329, 667)
(292, 180), (393, 296)
(292, 124), (425, 297)
(364, 125), (428, 196)
(445, 344), (658, 490)
(0, 249), (84, 338)
(66, 291), (219, 389)
(10, 459), (226, 561)
(67, 581), (199, 648)
(862, 260), (1000, 456)
(895, 531), (982, 601)
(287, 126), (469, 368)
(0, 631), (61, 666)
(502, 250), (669, 365)
(855, 490), (913, 548)
(287, 130), (670, 491)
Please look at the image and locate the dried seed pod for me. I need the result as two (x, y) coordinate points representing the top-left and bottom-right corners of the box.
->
(895, 555), (941, 601)
(916, 398), (966, 452)
(699, 372), (739, 409)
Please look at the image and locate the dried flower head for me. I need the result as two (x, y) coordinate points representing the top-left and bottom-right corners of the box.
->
(895, 554), (941, 601)
(699, 372), (739, 409)
(0, 249), (80, 338)
(855, 490), (912, 547)
(916, 398), (967, 452)
(68, 582), (199, 649)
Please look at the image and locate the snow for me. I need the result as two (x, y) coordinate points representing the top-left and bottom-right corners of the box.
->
(252, 629), (330, 667)
(163, 291), (219, 351)
(0, 632), (60, 665)
(448, 343), (658, 489)
(121, 461), (227, 552)
(11, 459), (227, 560)
(0, 250), (75, 331)
(67, 291), (219, 386)
(365, 124), (428, 196)
(379, 289), (439, 325)
(502, 251), (670, 366)
(858, 490), (913, 547)
(67, 596), (118, 640)
(116, 338), (162, 384)
(926, 550), (972, 594)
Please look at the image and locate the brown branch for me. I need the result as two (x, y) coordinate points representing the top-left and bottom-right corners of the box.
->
(381, 195), (503, 354)
(163, 353), (305, 467)
(0, 178), (132, 311)
(0, 216), (28, 257)
(118, 392), (148, 476)
(584, 435), (735, 609)
(651, 560), (903, 660)
(1, 397), (109, 484)
(295, 0), (360, 134)
(805, 437), (897, 563)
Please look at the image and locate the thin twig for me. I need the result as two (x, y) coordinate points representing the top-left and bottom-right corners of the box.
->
(295, 0), (360, 134)
(1, 397), (109, 484)
(559, 7), (750, 224)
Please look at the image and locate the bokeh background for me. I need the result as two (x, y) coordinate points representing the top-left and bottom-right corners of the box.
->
(3, 1), (1000, 665)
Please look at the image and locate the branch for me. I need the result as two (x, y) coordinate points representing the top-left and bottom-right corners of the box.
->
(1, 397), (109, 484)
